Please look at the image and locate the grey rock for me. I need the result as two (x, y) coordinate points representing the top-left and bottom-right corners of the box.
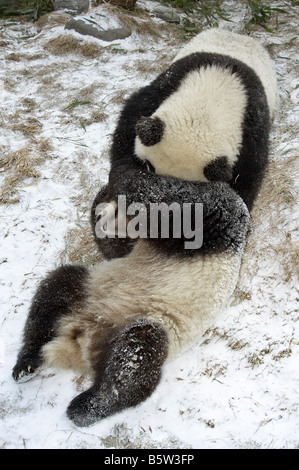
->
(152, 5), (180, 24)
(65, 16), (132, 42)
(54, 0), (90, 16)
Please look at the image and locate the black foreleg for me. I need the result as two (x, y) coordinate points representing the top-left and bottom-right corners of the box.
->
(66, 318), (168, 426)
(12, 265), (88, 382)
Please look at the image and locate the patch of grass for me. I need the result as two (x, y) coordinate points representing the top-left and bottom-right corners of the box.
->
(59, 224), (101, 265)
(5, 52), (44, 62)
(157, 0), (296, 35)
(0, 138), (54, 204)
(60, 91), (108, 129)
(8, 116), (43, 136)
(63, 101), (92, 112)
(44, 35), (102, 58)
(0, 146), (40, 204)
(100, 3), (181, 40)
(158, 0), (230, 37)
(88, 109), (108, 123)
(38, 137), (53, 155)
(202, 326), (249, 354)
(244, 0), (298, 33)
(248, 346), (272, 367)
(135, 53), (171, 75)
(249, 153), (299, 284)
(273, 348), (292, 361)
(246, 0), (273, 29)
(230, 289), (252, 306)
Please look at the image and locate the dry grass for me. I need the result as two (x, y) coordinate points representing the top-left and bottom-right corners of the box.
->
(0, 139), (53, 204)
(244, 153), (299, 284)
(42, 2), (181, 61)
(87, 3), (184, 44)
(0, 146), (40, 204)
(38, 137), (53, 155)
(35, 11), (71, 30)
(51, 148), (109, 264)
(135, 54), (171, 76)
(88, 109), (108, 123)
(8, 116), (43, 136)
(59, 224), (102, 265)
(20, 97), (38, 112)
(107, 3), (179, 39)
(5, 52), (44, 62)
(259, 154), (298, 208)
(44, 35), (103, 58)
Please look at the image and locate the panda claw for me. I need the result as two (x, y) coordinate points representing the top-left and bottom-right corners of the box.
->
(95, 201), (118, 222)
(12, 357), (40, 383)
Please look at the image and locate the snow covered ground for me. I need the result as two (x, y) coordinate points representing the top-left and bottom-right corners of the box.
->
(0, 1), (298, 449)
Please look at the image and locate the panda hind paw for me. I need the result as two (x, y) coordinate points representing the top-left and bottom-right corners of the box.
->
(66, 388), (115, 427)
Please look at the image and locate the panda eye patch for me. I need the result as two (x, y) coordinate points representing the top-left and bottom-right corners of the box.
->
(136, 116), (165, 147)
(203, 156), (233, 182)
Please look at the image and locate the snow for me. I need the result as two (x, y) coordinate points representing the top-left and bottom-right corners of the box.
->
(0, 1), (298, 449)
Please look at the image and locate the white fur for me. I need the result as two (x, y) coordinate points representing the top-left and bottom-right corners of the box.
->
(136, 66), (247, 181)
(43, 240), (243, 372)
(174, 28), (279, 120)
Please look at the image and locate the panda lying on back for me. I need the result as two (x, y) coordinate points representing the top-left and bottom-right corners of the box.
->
(13, 30), (278, 427)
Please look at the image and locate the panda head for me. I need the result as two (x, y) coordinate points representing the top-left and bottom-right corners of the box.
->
(135, 114), (233, 183)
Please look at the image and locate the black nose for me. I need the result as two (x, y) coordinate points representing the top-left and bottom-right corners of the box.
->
(135, 116), (165, 147)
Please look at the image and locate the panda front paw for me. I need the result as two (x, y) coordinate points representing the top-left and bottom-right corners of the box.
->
(95, 200), (118, 237)
(12, 355), (41, 382)
(95, 200), (118, 222)
(95, 199), (128, 239)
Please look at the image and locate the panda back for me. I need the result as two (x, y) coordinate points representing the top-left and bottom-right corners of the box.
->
(174, 28), (279, 121)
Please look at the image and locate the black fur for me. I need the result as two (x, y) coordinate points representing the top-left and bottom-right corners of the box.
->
(12, 265), (89, 382)
(204, 156), (233, 182)
(107, 168), (250, 256)
(92, 171), (250, 258)
(67, 319), (168, 426)
(135, 116), (165, 146)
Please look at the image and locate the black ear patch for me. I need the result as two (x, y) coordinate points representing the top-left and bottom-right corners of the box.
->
(203, 156), (233, 182)
(136, 116), (165, 147)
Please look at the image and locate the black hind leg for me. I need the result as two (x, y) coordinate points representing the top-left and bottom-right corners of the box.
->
(12, 265), (88, 382)
(67, 318), (168, 427)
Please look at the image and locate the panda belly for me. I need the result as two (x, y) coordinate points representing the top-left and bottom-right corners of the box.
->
(42, 240), (242, 371)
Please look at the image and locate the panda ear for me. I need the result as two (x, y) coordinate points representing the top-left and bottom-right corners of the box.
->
(135, 116), (165, 147)
(203, 156), (233, 182)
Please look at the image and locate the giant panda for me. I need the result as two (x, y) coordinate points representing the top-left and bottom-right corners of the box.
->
(12, 29), (277, 427)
